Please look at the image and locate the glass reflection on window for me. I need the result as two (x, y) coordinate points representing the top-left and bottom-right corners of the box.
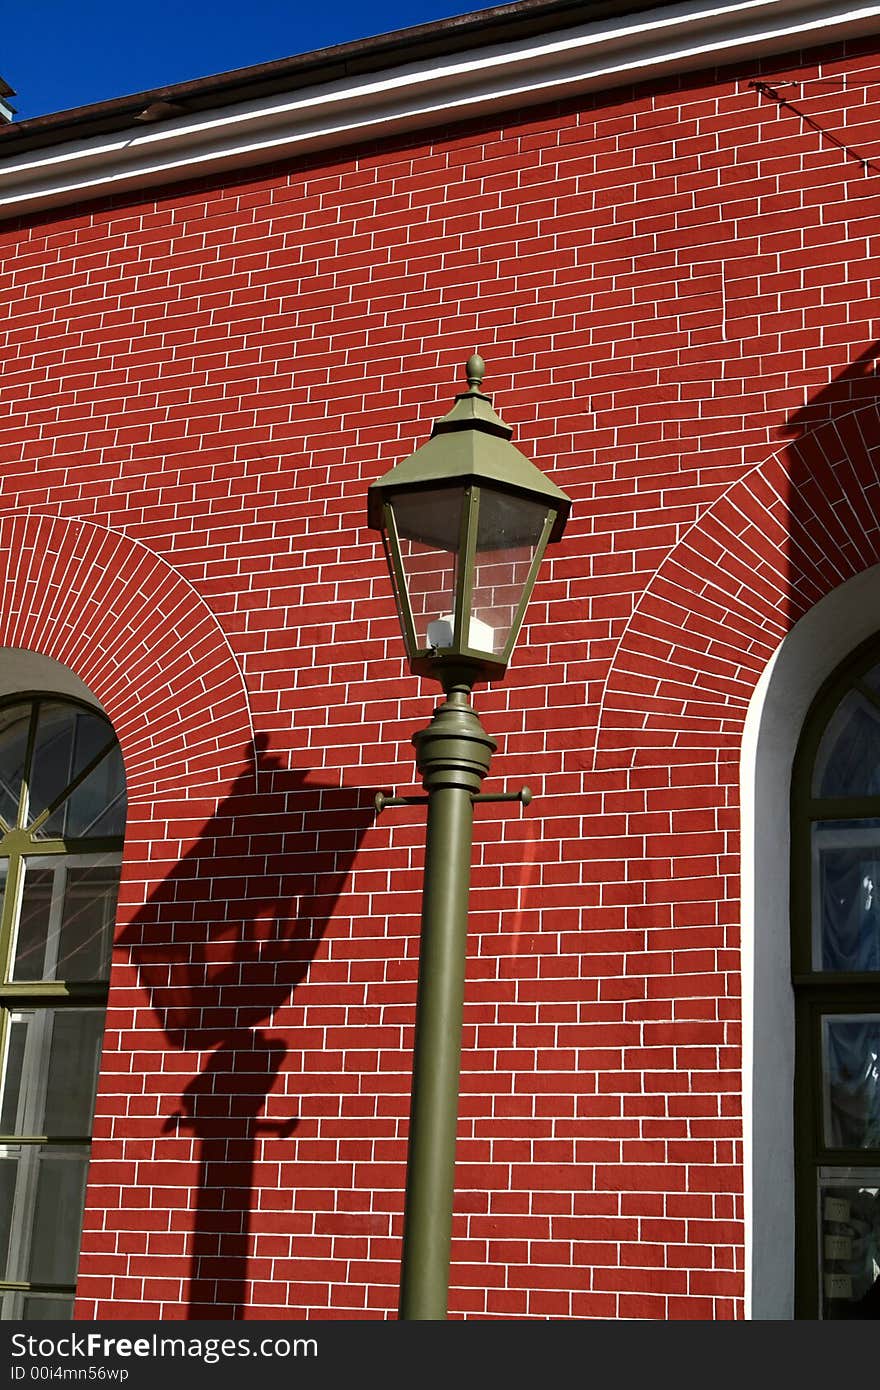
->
(11, 858), (119, 984)
(0, 706), (30, 831)
(813, 692), (880, 798)
(812, 821), (880, 971)
(0, 1009), (105, 1138)
(37, 745), (126, 842)
(0, 1145), (90, 1286)
(818, 1169), (880, 1318)
(28, 704), (113, 828)
(822, 1016), (880, 1150)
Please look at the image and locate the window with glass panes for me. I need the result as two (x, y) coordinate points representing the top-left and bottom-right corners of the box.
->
(792, 638), (880, 1319)
(0, 696), (125, 1320)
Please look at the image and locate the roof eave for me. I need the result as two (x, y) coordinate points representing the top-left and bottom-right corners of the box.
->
(1, 0), (878, 220)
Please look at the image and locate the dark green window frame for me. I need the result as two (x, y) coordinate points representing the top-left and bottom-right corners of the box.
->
(0, 693), (125, 1320)
(792, 635), (880, 1319)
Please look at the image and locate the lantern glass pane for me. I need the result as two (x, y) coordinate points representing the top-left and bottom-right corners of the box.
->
(469, 490), (551, 656)
(391, 488), (463, 651)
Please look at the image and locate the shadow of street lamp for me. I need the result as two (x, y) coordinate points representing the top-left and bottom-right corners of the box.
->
(368, 354), (571, 1320)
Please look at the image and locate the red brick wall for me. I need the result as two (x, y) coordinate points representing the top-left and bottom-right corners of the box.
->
(3, 32), (880, 1319)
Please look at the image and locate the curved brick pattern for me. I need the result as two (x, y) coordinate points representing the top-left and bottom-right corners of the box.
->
(595, 403), (880, 768)
(0, 511), (252, 800)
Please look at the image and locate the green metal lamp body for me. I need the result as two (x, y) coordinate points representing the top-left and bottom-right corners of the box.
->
(368, 360), (571, 1319)
(368, 375), (571, 689)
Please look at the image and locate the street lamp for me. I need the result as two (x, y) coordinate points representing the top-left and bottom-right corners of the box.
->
(369, 355), (571, 1320)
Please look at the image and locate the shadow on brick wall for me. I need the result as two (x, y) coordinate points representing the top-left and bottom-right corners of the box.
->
(782, 341), (880, 439)
(117, 733), (378, 1318)
(780, 339), (880, 629)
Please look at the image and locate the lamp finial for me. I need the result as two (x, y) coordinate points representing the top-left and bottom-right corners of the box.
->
(465, 354), (486, 393)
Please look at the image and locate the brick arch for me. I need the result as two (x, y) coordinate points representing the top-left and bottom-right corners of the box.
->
(0, 511), (252, 802)
(594, 402), (880, 770)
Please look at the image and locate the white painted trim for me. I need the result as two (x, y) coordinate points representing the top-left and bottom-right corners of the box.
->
(0, 648), (106, 711)
(1, 1), (879, 216)
(740, 566), (880, 1319)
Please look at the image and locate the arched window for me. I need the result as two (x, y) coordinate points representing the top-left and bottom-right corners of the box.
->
(0, 695), (125, 1320)
(792, 638), (880, 1318)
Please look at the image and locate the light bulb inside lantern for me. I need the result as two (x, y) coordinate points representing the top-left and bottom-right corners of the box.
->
(427, 613), (495, 652)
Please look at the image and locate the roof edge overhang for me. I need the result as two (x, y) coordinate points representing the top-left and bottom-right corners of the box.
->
(367, 428), (572, 529)
(0, 0), (877, 220)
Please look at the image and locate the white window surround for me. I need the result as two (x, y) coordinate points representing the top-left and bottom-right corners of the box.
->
(741, 563), (880, 1319)
(1, 1), (880, 217)
(0, 651), (104, 713)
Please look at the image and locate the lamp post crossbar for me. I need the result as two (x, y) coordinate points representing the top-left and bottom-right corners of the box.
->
(375, 786), (532, 812)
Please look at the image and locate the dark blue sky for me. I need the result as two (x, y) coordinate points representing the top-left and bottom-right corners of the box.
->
(3, 1), (484, 121)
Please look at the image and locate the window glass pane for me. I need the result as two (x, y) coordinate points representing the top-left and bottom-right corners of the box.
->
(1, 1290), (75, 1320)
(0, 1010), (105, 1139)
(392, 488), (462, 652)
(12, 857), (120, 983)
(860, 662), (880, 697)
(0, 865), (8, 951)
(822, 1015), (880, 1149)
(11, 866), (53, 982)
(0, 1017), (27, 1134)
(57, 864), (120, 981)
(812, 820), (880, 971)
(818, 1168), (880, 1318)
(470, 489), (549, 656)
(0, 1145), (89, 1285)
(44, 1011), (104, 1136)
(0, 1270), (79, 1319)
(813, 691), (880, 797)
(37, 745), (126, 841)
(0, 704), (31, 829)
(29, 1150), (90, 1285)
(20, 1295), (75, 1319)
(0, 1155), (15, 1280)
(27, 703), (113, 826)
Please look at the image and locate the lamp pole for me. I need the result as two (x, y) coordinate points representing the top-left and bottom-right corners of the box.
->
(368, 356), (571, 1320)
(398, 683), (495, 1319)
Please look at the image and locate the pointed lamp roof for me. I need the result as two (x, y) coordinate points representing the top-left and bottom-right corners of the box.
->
(368, 355), (571, 542)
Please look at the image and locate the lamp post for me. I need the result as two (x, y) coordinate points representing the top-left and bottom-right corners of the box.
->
(368, 355), (571, 1320)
